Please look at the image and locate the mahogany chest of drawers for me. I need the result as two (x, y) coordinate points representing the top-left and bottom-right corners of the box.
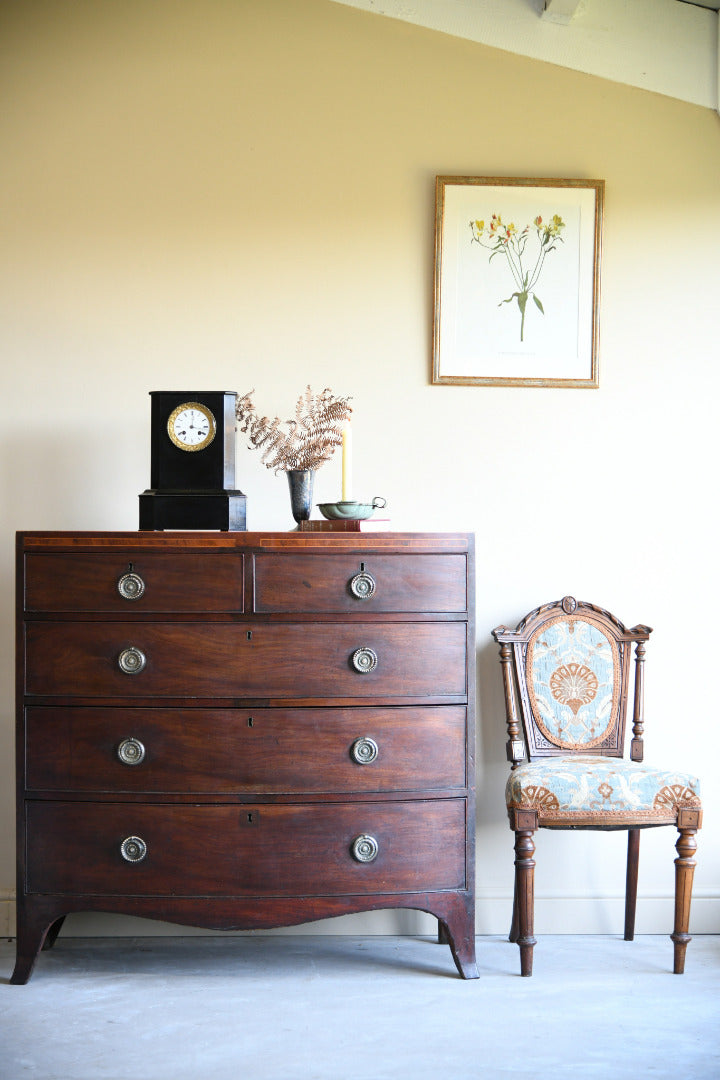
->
(12, 531), (477, 982)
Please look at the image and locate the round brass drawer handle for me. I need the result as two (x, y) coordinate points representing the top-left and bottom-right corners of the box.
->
(351, 834), (379, 863)
(350, 736), (379, 765)
(351, 647), (378, 674)
(117, 572), (145, 601)
(120, 836), (147, 863)
(349, 571), (376, 600)
(117, 737), (146, 766)
(117, 647), (146, 675)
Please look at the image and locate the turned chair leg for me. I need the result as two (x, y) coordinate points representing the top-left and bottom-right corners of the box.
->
(671, 825), (699, 974)
(509, 876), (519, 943)
(513, 827), (537, 976)
(624, 828), (640, 941)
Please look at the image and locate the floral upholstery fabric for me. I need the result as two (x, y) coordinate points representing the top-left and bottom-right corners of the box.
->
(506, 756), (702, 826)
(527, 616), (619, 750)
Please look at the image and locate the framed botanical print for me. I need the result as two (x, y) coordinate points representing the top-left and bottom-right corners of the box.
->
(432, 177), (603, 388)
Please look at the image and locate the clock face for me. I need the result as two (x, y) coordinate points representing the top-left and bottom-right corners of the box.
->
(167, 402), (216, 452)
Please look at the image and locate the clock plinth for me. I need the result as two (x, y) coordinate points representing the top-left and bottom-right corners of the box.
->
(139, 391), (247, 532)
(139, 490), (246, 531)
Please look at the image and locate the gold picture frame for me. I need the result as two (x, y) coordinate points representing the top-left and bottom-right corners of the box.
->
(432, 176), (603, 388)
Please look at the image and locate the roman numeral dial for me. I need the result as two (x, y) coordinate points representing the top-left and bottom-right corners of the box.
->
(167, 402), (216, 452)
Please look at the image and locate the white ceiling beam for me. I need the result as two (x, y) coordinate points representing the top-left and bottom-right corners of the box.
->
(328, 0), (718, 110)
(542, 0), (583, 25)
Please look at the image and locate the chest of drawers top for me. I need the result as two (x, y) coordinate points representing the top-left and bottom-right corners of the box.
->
(19, 531), (472, 616)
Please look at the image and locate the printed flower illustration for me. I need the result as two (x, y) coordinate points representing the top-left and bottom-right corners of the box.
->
(469, 213), (565, 342)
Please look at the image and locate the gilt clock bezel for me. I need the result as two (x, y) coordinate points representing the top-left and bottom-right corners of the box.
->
(166, 401), (217, 452)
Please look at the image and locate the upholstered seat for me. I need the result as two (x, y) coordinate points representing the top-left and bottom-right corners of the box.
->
(493, 596), (702, 977)
(506, 756), (701, 828)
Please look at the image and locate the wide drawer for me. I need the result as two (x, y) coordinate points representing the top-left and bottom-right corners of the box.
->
(25, 799), (467, 896)
(23, 552), (244, 613)
(24, 622), (467, 699)
(253, 553), (467, 613)
(25, 705), (467, 793)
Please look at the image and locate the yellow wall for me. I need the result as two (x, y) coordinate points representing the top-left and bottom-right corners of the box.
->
(2, 0), (718, 935)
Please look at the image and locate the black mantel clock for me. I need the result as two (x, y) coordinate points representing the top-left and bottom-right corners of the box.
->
(139, 391), (246, 531)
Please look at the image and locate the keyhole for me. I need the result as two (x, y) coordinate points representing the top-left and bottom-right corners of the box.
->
(247, 717), (254, 728)
(247, 631), (253, 641)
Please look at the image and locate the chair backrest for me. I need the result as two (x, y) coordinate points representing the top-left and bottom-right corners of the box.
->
(492, 597), (652, 767)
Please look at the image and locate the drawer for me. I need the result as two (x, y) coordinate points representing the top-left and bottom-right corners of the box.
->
(253, 553), (467, 613)
(23, 553), (244, 613)
(25, 622), (468, 700)
(25, 706), (467, 794)
(25, 799), (468, 897)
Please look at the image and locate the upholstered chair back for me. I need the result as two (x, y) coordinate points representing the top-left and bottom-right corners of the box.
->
(502, 597), (651, 763)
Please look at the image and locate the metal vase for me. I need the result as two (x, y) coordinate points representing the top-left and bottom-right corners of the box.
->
(287, 469), (315, 523)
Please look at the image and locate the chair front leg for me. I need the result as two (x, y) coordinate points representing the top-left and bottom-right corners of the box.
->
(624, 828), (640, 941)
(509, 875), (519, 943)
(510, 809), (538, 977)
(671, 820), (699, 974)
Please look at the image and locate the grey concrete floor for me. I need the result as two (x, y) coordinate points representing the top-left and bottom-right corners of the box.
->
(1, 934), (718, 1080)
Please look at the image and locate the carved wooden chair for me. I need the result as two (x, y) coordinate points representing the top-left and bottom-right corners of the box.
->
(492, 596), (702, 977)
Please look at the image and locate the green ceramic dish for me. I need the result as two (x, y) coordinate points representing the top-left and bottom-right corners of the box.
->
(317, 497), (386, 521)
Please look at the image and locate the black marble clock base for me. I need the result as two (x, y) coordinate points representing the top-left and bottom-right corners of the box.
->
(139, 490), (247, 531)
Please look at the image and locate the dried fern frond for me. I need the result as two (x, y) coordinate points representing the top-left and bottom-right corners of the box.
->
(235, 386), (352, 472)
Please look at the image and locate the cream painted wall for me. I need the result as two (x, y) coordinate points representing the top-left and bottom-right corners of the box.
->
(1, 0), (718, 939)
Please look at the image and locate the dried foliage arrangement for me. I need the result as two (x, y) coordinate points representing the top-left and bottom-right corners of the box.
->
(235, 386), (352, 472)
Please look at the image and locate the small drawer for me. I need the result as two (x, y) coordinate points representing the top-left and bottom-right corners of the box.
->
(24, 622), (468, 700)
(24, 553), (244, 613)
(253, 554), (467, 613)
(26, 799), (467, 897)
(25, 705), (467, 794)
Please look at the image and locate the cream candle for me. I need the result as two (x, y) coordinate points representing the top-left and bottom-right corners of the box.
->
(341, 424), (352, 501)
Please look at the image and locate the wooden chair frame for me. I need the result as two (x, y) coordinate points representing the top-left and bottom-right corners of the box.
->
(492, 596), (702, 976)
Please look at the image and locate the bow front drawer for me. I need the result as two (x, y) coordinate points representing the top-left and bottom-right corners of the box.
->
(24, 622), (468, 699)
(23, 553), (244, 612)
(25, 705), (467, 794)
(26, 800), (467, 897)
(253, 553), (467, 613)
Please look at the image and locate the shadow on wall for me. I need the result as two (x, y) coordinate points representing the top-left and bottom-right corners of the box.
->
(475, 637), (511, 826)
